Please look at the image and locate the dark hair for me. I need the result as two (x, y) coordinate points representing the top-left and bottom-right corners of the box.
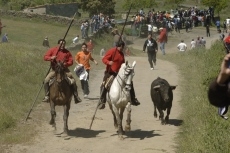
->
(57, 39), (66, 44)
(82, 42), (87, 48)
(116, 40), (125, 47)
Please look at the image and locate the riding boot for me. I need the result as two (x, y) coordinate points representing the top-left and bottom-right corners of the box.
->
(98, 86), (107, 109)
(130, 82), (140, 106)
(42, 82), (50, 103)
(72, 83), (82, 104)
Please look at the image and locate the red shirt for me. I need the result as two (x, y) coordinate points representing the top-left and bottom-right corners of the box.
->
(158, 28), (167, 43)
(224, 36), (230, 44)
(102, 47), (125, 73)
(44, 46), (73, 69)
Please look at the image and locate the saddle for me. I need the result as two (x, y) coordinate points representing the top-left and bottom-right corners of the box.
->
(49, 77), (73, 86)
(103, 75), (114, 91)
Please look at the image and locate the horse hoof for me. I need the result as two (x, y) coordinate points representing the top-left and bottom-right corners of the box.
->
(125, 125), (131, 131)
(119, 135), (124, 140)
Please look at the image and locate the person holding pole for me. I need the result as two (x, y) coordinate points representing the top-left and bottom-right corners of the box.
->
(98, 40), (140, 109)
(42, 39), (82, 103)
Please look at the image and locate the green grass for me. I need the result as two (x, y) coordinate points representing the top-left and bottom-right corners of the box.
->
(1, 1), (230, 152)
(158, 41), (230, 152)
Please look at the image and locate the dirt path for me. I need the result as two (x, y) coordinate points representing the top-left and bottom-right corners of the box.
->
(7, 27), (219, 153)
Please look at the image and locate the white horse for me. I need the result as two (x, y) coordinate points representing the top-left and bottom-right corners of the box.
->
(107, 61), (136, 139)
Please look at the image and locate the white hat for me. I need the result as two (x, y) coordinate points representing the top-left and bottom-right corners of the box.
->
(159, 27), (163, 30)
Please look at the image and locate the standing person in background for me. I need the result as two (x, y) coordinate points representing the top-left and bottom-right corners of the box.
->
(143, 34), (158, 70)
(147, 24), (152, 35)
(42, 36), (50, 48)
(112, 29), (120, 47)
(201, 37), (206, 47)
(177, 40), (187, 52)
(75, 43), (98, 98)
(100, 48), (106, 57)
(158, 27), (167, 55)
(86, 39), (94, 53)
(206, 24), (210, 37)
(42, 39), (82, 103)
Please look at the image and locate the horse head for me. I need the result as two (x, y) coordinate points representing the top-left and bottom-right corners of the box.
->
(54, 61), (66, 83)
(122, 61), (136, 91)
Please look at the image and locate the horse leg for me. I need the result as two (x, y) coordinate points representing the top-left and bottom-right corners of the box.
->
(125, 103), (132, 131)
(119, 107), (125, 135)
(63, 104), (70, 135)
(112, 106), (123, 140)
(165, 107), (171, 124)
(109, 103), (118, 129)
(49, 101), (56, 129)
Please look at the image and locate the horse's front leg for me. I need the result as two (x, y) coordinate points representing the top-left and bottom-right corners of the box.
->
(125, 102), (131, 131)
(63, 104), (70, 135)
(49, 101), (56, 129)
(109, 103), (118, 129)
(119, 107), (125, 134)
(112, 106), (123, 140)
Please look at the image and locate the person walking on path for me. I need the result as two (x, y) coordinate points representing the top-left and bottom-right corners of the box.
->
(98, 41), (140, 109)
(206, 24), (210, 37)
(143, 34), (158, 70)
(158, 27), (167, 55)
(42, 39), (82, 103)
(75, 43), (98, 98)
(177, 40), (187, 52)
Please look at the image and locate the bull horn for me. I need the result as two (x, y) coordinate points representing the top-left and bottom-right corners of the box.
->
(153, 85), (160, 89)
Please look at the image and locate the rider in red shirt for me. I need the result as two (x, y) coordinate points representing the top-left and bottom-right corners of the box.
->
(42, 39), (82, 103)
(98, 40), (140, 109)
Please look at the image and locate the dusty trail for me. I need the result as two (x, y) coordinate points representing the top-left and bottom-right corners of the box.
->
(7, 27), (219, 153)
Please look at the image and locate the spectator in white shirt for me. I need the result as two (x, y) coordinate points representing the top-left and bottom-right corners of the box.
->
(177, 40), (187, 52)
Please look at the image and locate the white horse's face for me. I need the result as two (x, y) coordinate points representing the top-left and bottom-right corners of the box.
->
(121, 61), (136, 91)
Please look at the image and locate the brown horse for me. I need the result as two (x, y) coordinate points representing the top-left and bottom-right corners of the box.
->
(49, 61), (72, 135)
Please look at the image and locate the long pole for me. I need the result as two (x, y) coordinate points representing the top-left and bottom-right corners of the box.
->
(25, 12), (77, 121)
(89, 4), (133, 129)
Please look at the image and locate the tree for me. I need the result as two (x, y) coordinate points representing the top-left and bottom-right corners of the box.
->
(80, 0), (116, 17)
(202, 0), (228, 15)
(122, 0), (157, 10)
(167, 0), (185, 7)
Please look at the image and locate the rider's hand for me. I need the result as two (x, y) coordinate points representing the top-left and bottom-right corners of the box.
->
(108, 61), (113, 65)
(50, 56), (56, 60)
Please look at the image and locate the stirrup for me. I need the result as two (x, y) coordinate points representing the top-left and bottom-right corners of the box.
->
(42, 96), (49, 103)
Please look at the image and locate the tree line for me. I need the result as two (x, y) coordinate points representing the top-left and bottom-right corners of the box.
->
(0, 0), (228, 18)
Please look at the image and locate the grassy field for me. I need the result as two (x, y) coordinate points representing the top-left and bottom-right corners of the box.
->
(1, 1), (230, 152)
(158, 42), (230, 152)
